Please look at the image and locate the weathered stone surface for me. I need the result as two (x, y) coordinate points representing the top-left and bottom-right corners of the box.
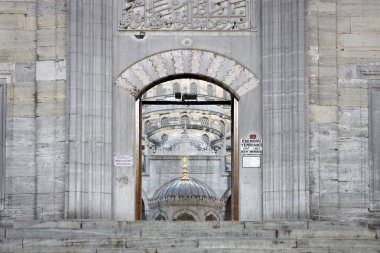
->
(1, 220), (380, 252)
(308, 0), (380, 222)
(0, 0), (379, 224)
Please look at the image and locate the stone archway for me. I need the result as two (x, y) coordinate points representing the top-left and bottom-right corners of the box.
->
(115, 50), (260, 98)
(112, 49), (261, 221)
(66, 0), (308, 222)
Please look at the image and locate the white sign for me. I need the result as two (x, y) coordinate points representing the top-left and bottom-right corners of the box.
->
(114, 155), (133, 167)
(242, 156), (261, 168)
(240, 139), (263, 155)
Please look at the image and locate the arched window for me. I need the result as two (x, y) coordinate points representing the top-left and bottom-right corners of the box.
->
(207, 84), (213, 96)
(156, 84), (163, 96)
(176, 213), (196, 221)
(200, 117), (209, 127)
(223, 90), (229, 99)
(220, 120), (225, 134)
(155, 214), (166, 220)
(190, 82), (197, 95)
(202, 134), (209, 145)
(161, 117), (169, 127)
(142, 199), (146, 220)
(144, 120), (151, 133)
(224, 196), (231, 220)
(181, 115), (190, 128)
(161, 134), (168, 144)
(205, 214), (217, 221)
(173, 82), (180, 94)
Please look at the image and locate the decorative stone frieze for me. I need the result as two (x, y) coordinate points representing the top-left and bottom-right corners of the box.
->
(118, 0), (255, 31)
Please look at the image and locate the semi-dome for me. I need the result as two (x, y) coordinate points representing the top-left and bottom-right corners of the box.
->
(151, 177), (217, 202)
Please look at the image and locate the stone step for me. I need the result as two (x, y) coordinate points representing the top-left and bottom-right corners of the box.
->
(198, 238), (297, 249)
(140, 227), (276, 239)
(277, 229), (377, 239)
(5, 246), (380, 253)
(12, 220), (246, 229)
(18, 238), (294, 250)
(11, 219), (372, 231)
(2, 220), (379, 253)
(5, 228), (140, 239)
(6, 227), (376, 241)
(96, 249), (380, 253)
(9, 248), (380, 253)
(4, 227), (277, 240)
(15, 238), (197, 249)
(307, 221), (369, 230)
(296, 238), (380, 249)
(10, 219), (372, 230)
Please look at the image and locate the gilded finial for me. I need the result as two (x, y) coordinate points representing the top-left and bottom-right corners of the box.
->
(181, 156), (190, 181)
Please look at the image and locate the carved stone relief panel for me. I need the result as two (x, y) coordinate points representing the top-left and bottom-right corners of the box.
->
(119, 0), (256, 31)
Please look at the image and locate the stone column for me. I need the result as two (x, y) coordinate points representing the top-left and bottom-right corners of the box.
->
(261, 0), (308, 219)
(67, 0), (113, 219)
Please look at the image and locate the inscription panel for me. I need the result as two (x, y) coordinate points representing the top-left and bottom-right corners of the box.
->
(119, 0), (255, 31)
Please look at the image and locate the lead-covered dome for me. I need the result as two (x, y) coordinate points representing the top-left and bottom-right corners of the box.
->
(151, 177), (218, 202)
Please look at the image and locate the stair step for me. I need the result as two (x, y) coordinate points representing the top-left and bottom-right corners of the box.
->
(13, 220), (82, 229)
(297, 238), (380, 249)
(244, 220), (309, 230)
(83, 220), (246, 230)
(96, 249), (380, 253)
(8, 248), (380, 253)
(12, 220), (246, 229)
(2, 220), (379, 253)
(5, 228), (140, 239)
(307, 221), (368, 230)
(21, 238), (128, 248)
(140, 227), (276, 238)
(278, 229), (377, 239)
(198, 238), (297, 249)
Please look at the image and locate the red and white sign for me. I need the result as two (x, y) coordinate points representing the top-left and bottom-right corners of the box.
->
(240, 139), (263, 155)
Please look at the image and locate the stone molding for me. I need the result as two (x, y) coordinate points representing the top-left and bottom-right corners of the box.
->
(359, 65), (380, 212)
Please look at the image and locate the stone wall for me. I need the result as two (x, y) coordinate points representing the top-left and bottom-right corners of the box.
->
(1, 0), (380, 222)
(0, 0), (67, 220)
(308, 0), (380, 221)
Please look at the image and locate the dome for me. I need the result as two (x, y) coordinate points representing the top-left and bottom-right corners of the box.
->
(151, 177), (217, 201)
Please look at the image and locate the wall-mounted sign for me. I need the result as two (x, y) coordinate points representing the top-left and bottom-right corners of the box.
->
(242, 156), (261, 168)
(114, 155), (133, 167)
(240, 139), (263, 155)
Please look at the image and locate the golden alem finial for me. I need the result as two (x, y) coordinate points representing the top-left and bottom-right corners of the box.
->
(181, 156), (190, 181)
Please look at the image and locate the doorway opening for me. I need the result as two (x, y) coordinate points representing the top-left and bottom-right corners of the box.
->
(136, 77), (239, 221)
